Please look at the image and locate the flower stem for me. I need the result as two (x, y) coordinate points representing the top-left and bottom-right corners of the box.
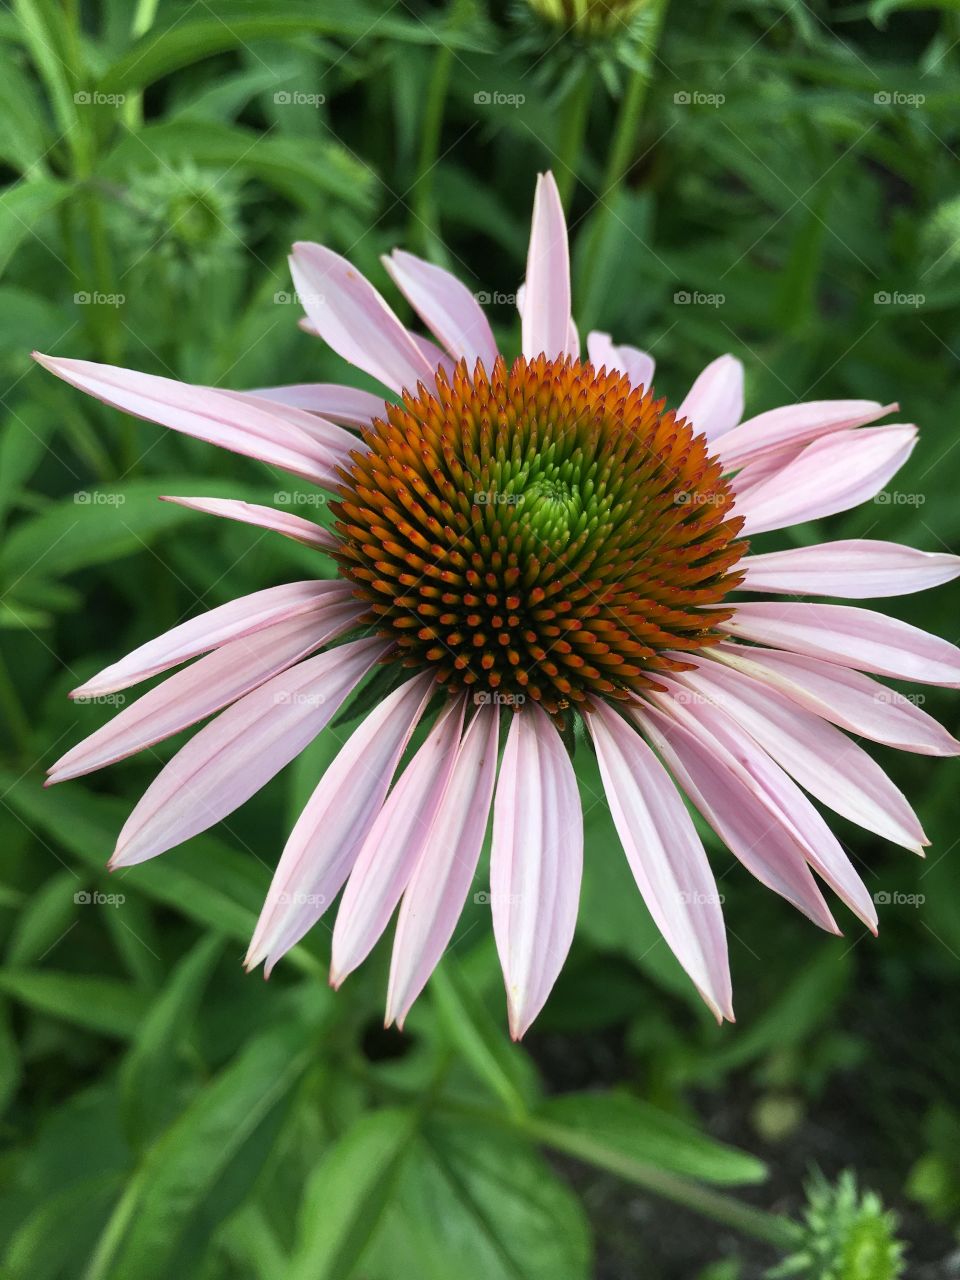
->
(410, 42), (455, 258)
(555, 72), (593, 206)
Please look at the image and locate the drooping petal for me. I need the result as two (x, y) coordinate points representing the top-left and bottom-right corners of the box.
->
(586, 331), (656, 390)
(159, 496), (338, 552)
(713, 642), (960, 757)
(111, 636), (389, 867)
(586, 701), (732, 1021)
(72, 580), (353, 699)
(717, 399), (897, 471)
(246, 382), (387, 427)
(383, 249), (499, 370)
(245, 672), (436, 973)
(647, 679), (877, 931)
(32, 354), (354, 487)
(48, 604), (362, 784)
(719, 602), (960, 687)
(521, 172), (572, 361)
(633, 700), (840, 934)
(289, 242), (435, 394)
(491, 704), (583, 1039)
(331, 697), (466, 987)
(738, 540), (960, 599)
(733, 426), (917, 536)
(386, 705), (499, 1029)
(674, 659), (928, 852)
(677, 355), (744, 441)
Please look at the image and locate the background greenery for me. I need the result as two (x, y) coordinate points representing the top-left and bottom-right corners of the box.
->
(1, 0), (959, 1275)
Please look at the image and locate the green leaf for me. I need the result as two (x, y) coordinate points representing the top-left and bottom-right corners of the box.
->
(430, 960), (538, 1116)
(0, 970), (143, 1039)
(85, 1021), (314, 1280)
(118, 933), (225, 1147)
(4, 869), (78, 967)
(530, 1091), (768, 1187)
(0, 179), (72, 278)
(286, 1107), (417, 1280)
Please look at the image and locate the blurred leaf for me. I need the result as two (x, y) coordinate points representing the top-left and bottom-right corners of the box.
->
(0, 179), (73, 278)
(0, 970), (143, 1038)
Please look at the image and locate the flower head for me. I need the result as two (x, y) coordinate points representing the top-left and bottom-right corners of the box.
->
(37, 172), (960, 1037)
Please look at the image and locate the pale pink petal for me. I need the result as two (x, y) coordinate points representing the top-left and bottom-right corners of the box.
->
(734, 426), (917, 536)
(633, 700), (839, 934)
(717, 399), (897, 472)
(331, 697), (467, 986)
(491, 704), (583, 1039)
(246, 672), (436, 973)
(383, 250), (499, 370)
(32, 355), (353, 487)
(111, 636), (388, 867)
(586, 331), (656, 390)
(521, 172), (572, 361)
(386, 705), (500, 1029)
(72, 580), (352, 699)
(648, 678), (876, 931)
(720, 602), (960, 687)
(567, 316), (580, 362)
(713, 642), (960, 757)
(210, 388), (360, 457)
(738, 540), (960, 599)
(159, 496), (338, 552)
(586, 701), (732, 1021)
(677, 355), (744, 441)
(289, 242), (435, 394)
(48, 604), (362, 784)
(409, 332), (456, 379)
(675, 659), (927, 852)
(246, 383), (387, 427)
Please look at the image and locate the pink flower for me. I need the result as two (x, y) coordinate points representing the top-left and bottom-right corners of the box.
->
(37, 172), (960, 1038)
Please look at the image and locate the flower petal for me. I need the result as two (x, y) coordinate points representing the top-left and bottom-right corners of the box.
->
(289, 242), (435, 394)
(491, 703), (583, 1039)
(521, 172), (572, 361)
(111, 636), (388, 867)
(633, 700), (840, 934)
(246, 382), (387, 427)
(245, 672), (436, 973)
(383, 249), (499, 370)
(586, 331), (655, 390)
(720, 602), (960, 687)
(717, 399), (897, 471)
(586, 700), (732, 1021)
(675, 658), (927, 852)
(331, 696), (467, 987)
(159, 496), (338, 552)
(48, 604), (361, 784)
(713, 642), (960, 757)
(734, 426), (917, 536)
(678, 355), (744, 441)
(32, 354), (354, 487)
(72, 580), (353, 699)
(738, 539), (960, 599)
(386, 705), (500, 1029)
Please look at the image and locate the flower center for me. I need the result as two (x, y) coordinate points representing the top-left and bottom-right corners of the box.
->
(332, 355), (746, 715)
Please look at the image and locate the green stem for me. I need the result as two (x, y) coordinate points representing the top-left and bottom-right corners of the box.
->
(410, 41), (455, 258)
(555, 72), (593, 206)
